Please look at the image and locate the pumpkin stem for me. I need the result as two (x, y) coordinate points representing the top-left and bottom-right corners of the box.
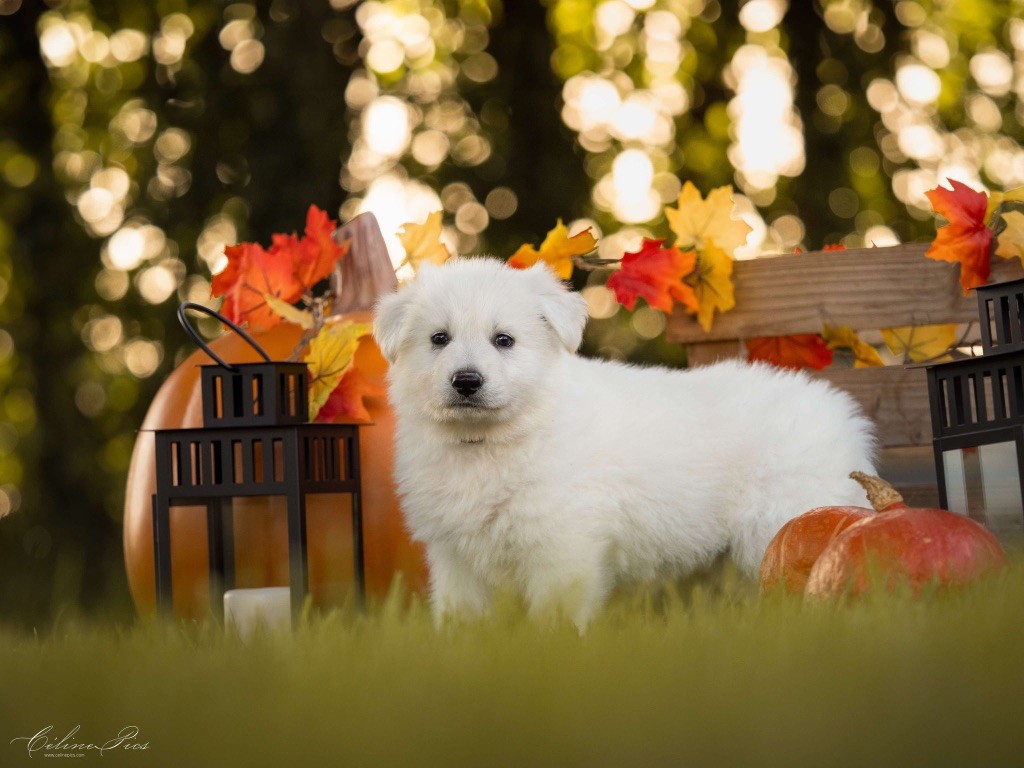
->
(850, 471), (905, 512)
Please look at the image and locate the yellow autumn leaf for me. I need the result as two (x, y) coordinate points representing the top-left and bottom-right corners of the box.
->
(995, 210), (1024, 263)
(398, 211), (451, 271)
(822, 324), (884, 367)
(689, 239), (735, 332)
(881, 324), (958, 363)
(665, 182), (753, 255)
(304, 320), (372, 419)
(508, 219), (597, 280)
(264, 294), (315, 329)
(985, 185), (1024, 225)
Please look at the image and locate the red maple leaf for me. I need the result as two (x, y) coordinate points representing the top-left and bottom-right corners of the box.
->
(315, 366), (384, 423)
(747, 334), (833, 371)
(606, 238), (699, 314)
(925, 179), (992, 294)
(212, 242), (304, 331)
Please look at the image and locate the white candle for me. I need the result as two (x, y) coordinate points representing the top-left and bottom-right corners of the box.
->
(223, 587), (292, 640)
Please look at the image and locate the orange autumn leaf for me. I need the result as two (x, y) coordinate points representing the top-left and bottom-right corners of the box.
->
(606, 238), (698, 314)
(509, 219), (597, 279)
(293, 205), (349, 288)
(267, 205), (348, 289)
(212, 205), (347, 330)
(316, 365), (385, 423)
(747, 334), (833, 371)
(212, 241), (305, 331)
(925, 179), (992, 294)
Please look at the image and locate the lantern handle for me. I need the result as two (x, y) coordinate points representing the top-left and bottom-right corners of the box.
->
(177, 302), (272, 372)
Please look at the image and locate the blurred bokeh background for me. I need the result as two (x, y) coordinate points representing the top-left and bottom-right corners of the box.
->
(0, 0), (1021, 627)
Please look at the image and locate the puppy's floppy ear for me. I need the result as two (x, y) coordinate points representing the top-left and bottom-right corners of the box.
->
(528, 263), (588, 353)
(373, 287), (415, 363)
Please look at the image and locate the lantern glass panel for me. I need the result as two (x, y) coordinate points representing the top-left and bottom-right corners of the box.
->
(311, 494), (357, 602)
(942, 442), (1023, 536)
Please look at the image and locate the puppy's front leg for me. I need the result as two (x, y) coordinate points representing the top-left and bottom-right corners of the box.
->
(427, 542), (491, 626)
(523, 545), (612, 633)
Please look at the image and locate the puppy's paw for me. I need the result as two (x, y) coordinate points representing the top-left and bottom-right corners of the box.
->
(430, 595), (489, 629)
(525, 569), (610, 635)
(427, 543), (491, 627)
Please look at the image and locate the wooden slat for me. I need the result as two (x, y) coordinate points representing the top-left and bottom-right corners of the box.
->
(666, 244), (1024, 344)
(810, 365), (932, 448)
(685, 323), (984, 367)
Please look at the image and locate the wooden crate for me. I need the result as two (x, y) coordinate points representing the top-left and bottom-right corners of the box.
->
(664, 243), (1024, 505)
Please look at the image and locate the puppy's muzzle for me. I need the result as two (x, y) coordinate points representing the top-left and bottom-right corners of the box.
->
(451, 370), (484, 397)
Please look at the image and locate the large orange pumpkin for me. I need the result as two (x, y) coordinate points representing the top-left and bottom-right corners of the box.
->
(805, 473), (1006, 598)
(123, 315), (429, 619)
(125, 213), (428, 618)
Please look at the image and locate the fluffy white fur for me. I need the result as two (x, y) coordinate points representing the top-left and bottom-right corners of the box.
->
(374, 258), (877, 629)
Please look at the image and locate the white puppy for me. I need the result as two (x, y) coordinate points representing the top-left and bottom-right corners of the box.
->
(374, 258), (876, 629)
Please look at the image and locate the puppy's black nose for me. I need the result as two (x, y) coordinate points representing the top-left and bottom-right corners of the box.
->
(451, 370), (484, 397)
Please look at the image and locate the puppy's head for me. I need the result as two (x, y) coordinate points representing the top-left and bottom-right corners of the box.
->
(374, 258), (587, 435)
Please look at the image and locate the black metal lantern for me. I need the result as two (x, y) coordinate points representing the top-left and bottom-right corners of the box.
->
(151, 303), (365, 623)
(926, 278), (1024, 538)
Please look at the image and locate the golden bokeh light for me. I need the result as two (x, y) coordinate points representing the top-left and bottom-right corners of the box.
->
(739, 0), (787, 34)
(484, 187), (517, 220)
(363, 96), (412, 158)
(455, 202), (489, 236)
(82, 315), (123, 353)
(582, 284), (620, 320)
(136, 264), (180, 305)
(109, 29), (148, 62)
(106, 227), (147, 270)
(895, 62), (941, 105)
(123, 339), (163, 378)
(95, 269), (130, 302)
(39, 22), (77, 68)
(727, 44), (805, 193)
(230, 39), (265, 74)
(630, 306), (667, 339)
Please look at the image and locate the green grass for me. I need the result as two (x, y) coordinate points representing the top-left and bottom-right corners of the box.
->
(3, 563), (1024, 767)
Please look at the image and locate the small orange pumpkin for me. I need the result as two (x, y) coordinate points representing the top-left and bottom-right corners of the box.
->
(759, 503), (875, 594)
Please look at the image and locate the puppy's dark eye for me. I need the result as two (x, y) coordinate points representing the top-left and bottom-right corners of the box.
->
(494, 333), (515, 349)
(431, 331), (449, 347)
